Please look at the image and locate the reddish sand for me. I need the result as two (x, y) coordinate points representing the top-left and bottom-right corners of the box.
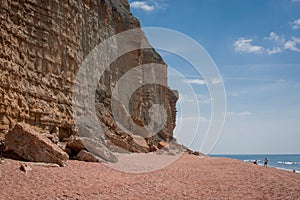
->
(1, 154), (300, 199)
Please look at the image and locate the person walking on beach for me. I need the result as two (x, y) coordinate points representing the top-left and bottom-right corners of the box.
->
(264, 158), (268, 167)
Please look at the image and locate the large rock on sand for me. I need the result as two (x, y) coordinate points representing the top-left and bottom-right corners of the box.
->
(66, 136), (85, 153)
(76, 149), (103, 163)
(80, 137), (118, 163)
(5, 123), (68, 166)
(66, 136), (118, 163)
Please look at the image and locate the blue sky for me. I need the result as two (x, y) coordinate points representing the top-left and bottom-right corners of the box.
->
(129, 0), (300, 154)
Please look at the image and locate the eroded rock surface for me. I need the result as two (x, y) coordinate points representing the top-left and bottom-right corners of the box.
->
(0, 0), (179, 161)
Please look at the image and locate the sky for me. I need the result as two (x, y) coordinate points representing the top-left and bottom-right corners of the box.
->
(128, 0), (300, 154)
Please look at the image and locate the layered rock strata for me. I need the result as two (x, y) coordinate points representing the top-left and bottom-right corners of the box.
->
(0, 0), (178, 160)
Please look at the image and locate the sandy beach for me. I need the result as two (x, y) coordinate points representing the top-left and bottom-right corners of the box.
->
(1, 154), (300, 199)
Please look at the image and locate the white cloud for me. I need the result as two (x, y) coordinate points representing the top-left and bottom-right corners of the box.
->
(291, 18), (300, 30)
(197, 94), (211, 104)
(151, 0), (168, 10)
(234, 19), (300, 55)
(235, 32), (300, 55)
(284, 37), (300, 52)
(178, 93), (211, 104)
(265, 32), (285, 44)
(233, 38), (264, 54)
(267, 47), (282, 55)
(267, 32), (280, 41)
(264, 32), (285, 55)
(185, 78), (222, 85)
(186, 79), (206, 85)
(130, 0), (167, 12)
(210, 78), (222, 85)
(227, 111), (252, 117)
(292, 36), (300, 43)
(130, 1), (154, 11)
(178, 94), (194, 103)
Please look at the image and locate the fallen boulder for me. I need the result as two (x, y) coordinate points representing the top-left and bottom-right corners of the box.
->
(76, 149), (103, 163)
(5, 123), (69, 166)
(66, 136), (85, 153)
(19, 163), (32, 173)
(158, 141), (169, 149)
(192, 151), (201, 156)
(80, 137), (118, 163)
(105, 130), (150, 153)
(131, 135), (150, 152)
(65, 136), (118, 163)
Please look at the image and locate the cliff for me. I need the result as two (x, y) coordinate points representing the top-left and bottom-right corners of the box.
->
(0, 0), (178, 160)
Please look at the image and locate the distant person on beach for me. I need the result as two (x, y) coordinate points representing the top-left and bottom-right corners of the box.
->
(253, 160), (258, 165)
(264, 158), (268, 167)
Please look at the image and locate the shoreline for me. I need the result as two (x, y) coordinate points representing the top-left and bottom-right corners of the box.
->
(239, 160), (300, 173)
(246, 162), (300, 173)
(265, 165), (300, 173)
(210, 154), (300, 174)
(245, 161), (300, 173)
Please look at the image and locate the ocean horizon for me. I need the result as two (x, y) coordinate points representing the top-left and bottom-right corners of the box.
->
(210, 154), (300, 172)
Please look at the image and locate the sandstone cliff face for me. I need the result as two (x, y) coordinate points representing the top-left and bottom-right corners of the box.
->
(0, 0), (178, 154)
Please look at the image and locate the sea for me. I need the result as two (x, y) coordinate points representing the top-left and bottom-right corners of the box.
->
(210, 154), (300, 172)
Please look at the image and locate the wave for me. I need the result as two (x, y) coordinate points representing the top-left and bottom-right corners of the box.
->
(244, 159), (262, 162)
(277, 161), (300, 165)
